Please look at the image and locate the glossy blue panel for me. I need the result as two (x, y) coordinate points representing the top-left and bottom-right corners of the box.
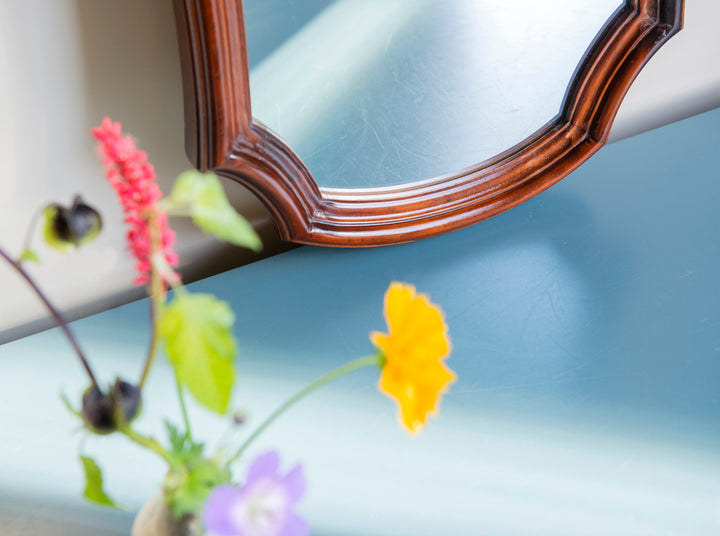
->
(1, 108), (719, 533)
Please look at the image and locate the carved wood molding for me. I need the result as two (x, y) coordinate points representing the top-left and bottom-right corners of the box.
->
(173, 0), (684, 247)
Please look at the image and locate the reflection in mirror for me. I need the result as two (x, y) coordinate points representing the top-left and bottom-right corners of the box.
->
(246, 0), (621, 189)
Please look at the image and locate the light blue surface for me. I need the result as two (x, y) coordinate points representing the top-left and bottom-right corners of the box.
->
(1, 108), (720, 534)
(244, 0), (335, 70)
(245, 0), (620, 188)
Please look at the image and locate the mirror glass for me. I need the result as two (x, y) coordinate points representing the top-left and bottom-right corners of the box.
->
(245, 0), (621, 189)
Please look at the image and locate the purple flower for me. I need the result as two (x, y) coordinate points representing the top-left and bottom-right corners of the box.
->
(202, 451), (307, 536)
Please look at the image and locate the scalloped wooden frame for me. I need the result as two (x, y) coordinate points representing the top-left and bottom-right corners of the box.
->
(173, 0), (684, 246)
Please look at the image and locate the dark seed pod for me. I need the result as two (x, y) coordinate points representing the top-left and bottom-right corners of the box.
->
(82, 378), (142, 434)
(44, 195), (102, 250)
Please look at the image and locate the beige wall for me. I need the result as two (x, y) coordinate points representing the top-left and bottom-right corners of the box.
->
(609, 0), (720, 142)
(0, 0), (288, 343)
(1, 0), (718, 343)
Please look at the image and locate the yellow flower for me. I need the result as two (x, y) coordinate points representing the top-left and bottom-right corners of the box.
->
(371, 282), (455, 433)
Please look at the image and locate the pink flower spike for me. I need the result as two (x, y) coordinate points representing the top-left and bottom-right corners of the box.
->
(91, 117), (180, 287)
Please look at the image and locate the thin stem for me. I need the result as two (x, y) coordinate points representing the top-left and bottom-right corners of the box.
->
(228, 354), (383, 465)
(175, 370), (193, 442)
(18, 207), (44, 261)
(120, 426), (177, 467)
(138, 266), (162, 389)
(138, 211), (164, 389)
(0, 245), (99, 388)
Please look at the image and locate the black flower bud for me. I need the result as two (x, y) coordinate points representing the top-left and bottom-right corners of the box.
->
(44, 195), (102, 251)
(81, 378), (141, 434)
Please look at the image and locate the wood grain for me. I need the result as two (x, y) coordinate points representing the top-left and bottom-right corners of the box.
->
(173, 0), (684, 247)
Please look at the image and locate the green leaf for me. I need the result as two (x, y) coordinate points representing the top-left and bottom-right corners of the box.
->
(167, 171), (262, 252)
(165, 458), (231, 519)
(163, 421), (229, 518)
(19, 249), (39, 263)
(166, 421), (185, 454)
(159, 292), (237, 414)
(80, 456), (119, 508)
(165, 420), (204, 465)
(60, 392), (81, 418)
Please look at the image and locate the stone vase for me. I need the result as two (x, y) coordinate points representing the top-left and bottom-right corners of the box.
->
(131, 491), (201, 536)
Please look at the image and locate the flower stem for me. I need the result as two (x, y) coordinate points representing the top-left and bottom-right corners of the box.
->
(120, 426), (176, 467)
(175, 370), (193, 442)
(18, 207), (44, 262)
(138, 267), (162, 389)
(0, 245), (99, 388)
(227, 354), (383, 465)
(138, 211), (165, 389)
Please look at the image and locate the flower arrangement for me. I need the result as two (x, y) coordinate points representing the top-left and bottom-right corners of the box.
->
(0, 118), (456, 536)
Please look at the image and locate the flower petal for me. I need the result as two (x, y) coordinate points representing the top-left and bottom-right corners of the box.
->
(202, 484), (243, 535)
(283, 464), (307, 502)
(369, 331), (389, 351)
(278, 513), (309, 536)
(372, 282), (455, 433)
(246, 450), (280, 484)
(384, 282), (416, 337)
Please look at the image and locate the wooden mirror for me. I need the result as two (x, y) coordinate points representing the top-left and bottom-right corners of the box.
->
(173, 0), (683, 246)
